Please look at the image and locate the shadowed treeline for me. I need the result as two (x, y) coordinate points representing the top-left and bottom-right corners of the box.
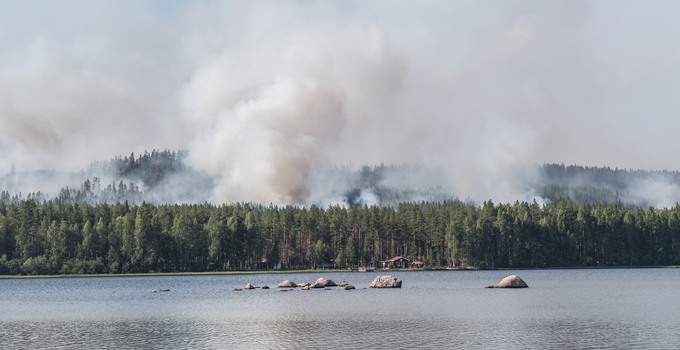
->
(1, 199), (680, 275)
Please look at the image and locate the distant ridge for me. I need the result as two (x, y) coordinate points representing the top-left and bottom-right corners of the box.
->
(3, 153), (680, 207)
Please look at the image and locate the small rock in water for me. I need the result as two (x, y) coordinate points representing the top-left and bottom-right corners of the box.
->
(233, 288), (243, 292)
(344, 285), (356, 290)
(245, 283), (255, 290)
(369, 276), (402, 288)
(486, 275), (528, 288)
(278, 280), (298, 288)
(261, 285), (270, 289)
(311, 278), (337, 288)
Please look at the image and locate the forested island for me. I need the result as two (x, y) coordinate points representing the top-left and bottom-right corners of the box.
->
(3, 150), (680, 275)
(1, 199), (680, 275)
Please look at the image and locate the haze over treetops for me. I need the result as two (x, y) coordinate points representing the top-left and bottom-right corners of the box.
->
(3, 1), (680, 205)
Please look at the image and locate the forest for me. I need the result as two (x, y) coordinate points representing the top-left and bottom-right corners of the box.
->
(3, 151), (680, 275)
(1, 198), (680, 275)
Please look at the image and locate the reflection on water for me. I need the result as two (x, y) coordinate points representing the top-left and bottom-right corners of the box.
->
(1, 269), (680, 349)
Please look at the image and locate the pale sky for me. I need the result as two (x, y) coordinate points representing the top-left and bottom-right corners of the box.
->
(2, 0), (680, 203)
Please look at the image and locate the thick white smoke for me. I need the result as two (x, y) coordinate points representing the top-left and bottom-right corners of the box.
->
(0, 2), (189, 172)
(2, 1), (680, 206)
(181, 23), (407, 204)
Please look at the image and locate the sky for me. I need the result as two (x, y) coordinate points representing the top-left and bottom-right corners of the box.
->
(2, 0), (680, 204)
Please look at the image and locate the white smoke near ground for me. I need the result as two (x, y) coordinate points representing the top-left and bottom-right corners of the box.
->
(2, 1), (680, 206)
(181, 21), (407, 204)
(624, 176), (680, 209)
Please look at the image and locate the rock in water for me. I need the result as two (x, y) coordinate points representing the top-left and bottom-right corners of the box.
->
(245, 283), (255, 289)
(487, 275), (528, 288)
(311, 278), (337, 288)
(344, 285), (356, 290)
(278, 280), (298, 288)
(369, 276), (402, 288)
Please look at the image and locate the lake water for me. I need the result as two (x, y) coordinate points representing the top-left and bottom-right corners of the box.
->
(1, 268), (679, 349)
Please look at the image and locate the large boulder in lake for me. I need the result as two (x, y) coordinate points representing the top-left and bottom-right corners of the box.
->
(278, 280), (298, 288)
(311, 278), (337, 288)
(370, 275), (402, 288)
(487, 275), (528, 288)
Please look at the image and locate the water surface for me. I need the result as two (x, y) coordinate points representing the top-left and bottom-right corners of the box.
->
(1, 269), (679, 349)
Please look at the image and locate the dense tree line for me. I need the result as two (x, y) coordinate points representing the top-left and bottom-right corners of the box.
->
(1, 199), (680, 275)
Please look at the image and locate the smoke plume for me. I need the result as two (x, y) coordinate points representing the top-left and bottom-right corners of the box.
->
(2, 1), (680, 206)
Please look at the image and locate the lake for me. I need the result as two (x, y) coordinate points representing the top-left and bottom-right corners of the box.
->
(1, 268), (679, 349)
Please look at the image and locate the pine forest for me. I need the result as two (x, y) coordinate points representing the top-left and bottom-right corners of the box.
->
(2, 198), (680, 275)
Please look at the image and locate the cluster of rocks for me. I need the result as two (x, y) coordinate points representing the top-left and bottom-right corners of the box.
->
(235, 275), (403, 291)
(278, 278), (356, 290)
(234, 274), (529, 292)
(233, 283), (269, 291)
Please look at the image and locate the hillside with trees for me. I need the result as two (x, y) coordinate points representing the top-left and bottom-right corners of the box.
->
(6, 154), (680, 207)
(537, 163), (680, 206)
(2, 149), (215, 205)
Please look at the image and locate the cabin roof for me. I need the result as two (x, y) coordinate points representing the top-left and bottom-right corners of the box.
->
(388, 256), (410, 262)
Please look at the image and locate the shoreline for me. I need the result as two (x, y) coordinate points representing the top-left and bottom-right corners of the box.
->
(1, 265), (678, 279)
(0, 269), (354, 280)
